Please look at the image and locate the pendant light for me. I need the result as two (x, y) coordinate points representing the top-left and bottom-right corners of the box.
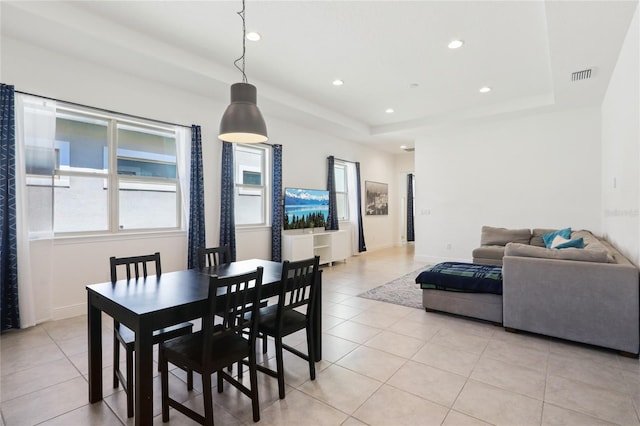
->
(219, 0), (268, 143)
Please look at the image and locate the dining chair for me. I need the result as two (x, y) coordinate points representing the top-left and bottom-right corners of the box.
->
(199, 244), (268, 345)
(253, 256), (320, 399)
(197, 245), (231, 269)
(110, 252), (194, 418)
(159, 267), (264, 425)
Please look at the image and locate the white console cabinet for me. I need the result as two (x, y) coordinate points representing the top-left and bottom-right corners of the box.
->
(282, 230), (348, 266)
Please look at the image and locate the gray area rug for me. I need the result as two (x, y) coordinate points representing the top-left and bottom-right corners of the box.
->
(358, 266), (432, 309)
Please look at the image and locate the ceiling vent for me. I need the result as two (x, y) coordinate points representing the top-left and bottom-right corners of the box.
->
(403, 147), (415, 152)
(571, 68), (592, 81)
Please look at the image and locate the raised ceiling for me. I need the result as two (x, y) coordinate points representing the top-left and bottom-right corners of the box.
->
(1, 1), (637, 152)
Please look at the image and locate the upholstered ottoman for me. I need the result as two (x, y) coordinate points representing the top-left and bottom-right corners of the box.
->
(416, 262), (503, 324)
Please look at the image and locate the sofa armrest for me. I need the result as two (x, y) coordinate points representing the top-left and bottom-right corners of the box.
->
(503, 255), (639, 355)
(472, 245), (505, 265)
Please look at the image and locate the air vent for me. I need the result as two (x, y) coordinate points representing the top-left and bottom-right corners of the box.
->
(571, 68), (592, 81)
(403, 147), (415, 152)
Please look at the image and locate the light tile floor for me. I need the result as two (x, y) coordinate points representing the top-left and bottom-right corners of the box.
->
(1, 245), (639, 425)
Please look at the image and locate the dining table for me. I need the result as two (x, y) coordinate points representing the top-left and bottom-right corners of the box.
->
(86, 258), (322, 426)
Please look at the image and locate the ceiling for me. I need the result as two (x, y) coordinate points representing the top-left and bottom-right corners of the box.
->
(1, 1), (637, 152)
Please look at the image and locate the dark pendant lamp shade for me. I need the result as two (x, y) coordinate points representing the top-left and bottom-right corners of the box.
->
(219, 82), (268, 143)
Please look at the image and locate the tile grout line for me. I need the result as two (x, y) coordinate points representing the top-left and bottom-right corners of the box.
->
(41, 322), (127, 425)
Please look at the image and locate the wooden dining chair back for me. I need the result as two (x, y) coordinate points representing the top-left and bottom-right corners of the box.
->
(200, 245), (266, 338)
(160, 267), (264, 425)
(109, 252), (193, 418)
(110, 252), (161, 282)
(197, 245), (231, 269)
(255, 256), (320, 399)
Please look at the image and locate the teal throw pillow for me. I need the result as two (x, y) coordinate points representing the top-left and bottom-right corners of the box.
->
(554, 237), (584, 249)
(542, 227), (572, 248)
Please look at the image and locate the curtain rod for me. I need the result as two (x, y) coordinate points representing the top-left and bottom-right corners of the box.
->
(15, 90), (193, 129)
(328, 155), (357, 164)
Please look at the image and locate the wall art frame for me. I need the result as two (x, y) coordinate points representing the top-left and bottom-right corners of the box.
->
(365, 180), (388, 215)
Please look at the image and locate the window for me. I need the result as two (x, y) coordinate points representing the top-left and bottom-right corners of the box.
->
(334, 161), (349, 221)
(234, 144), (270, 226)
(115, 123), (179, 231)
(25, 103), (185, 235)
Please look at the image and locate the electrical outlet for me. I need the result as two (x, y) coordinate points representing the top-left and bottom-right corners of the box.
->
(446, 243), (452, 250)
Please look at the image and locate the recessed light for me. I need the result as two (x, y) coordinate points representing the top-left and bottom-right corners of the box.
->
(332, 79), (344, 86)
(385, 108), (394, 114)
(400, 145), (407, 149)
(448, 39), (464, 49)
(246, 32), (261, 41)
(479, 86), (492, 93)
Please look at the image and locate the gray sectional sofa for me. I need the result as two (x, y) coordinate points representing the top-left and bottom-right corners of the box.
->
(470, 226), (639, 356)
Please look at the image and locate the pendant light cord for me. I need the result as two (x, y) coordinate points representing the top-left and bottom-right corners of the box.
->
(234, 0), (248, 84)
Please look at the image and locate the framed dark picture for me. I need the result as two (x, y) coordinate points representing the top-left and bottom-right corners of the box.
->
(365, 181), (388, 215)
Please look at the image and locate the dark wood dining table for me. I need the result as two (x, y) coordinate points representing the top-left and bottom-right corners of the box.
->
(86, 258), (322, 426)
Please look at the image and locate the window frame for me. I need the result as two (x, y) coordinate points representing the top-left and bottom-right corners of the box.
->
(26, 104), (184, 236)
(334, 160), (349, 221)
(233, 143), (271, 228)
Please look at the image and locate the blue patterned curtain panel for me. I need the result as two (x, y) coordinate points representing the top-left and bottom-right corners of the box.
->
(219, 141), (236, 261)
(187, 125), (206, 269)
(355, 162), (366, 252)
(407, 173), (415, 242)
(1, 83), (20, 331)
(271, 144), (282, 261)
(326, 155), (339, 230)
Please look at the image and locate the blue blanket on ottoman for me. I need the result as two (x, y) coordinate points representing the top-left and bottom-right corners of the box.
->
(415, 262), (503, 295)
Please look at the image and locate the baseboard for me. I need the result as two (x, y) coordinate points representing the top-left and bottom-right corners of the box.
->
(364, 242), (395, 252)
(52, 302), (86, 321)
(414, 255), (470, 264)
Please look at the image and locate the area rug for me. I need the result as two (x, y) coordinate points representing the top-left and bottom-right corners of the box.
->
(357, 266), (432, 309)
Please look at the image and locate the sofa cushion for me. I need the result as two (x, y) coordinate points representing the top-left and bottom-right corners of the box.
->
(504, 242), (609, 263)
(571, 230), (601, 247)
(550, 236), (585, 249)
(572, 230), (616, 263)
(481, 226), (531, 246)
(530, 228), (557, 247)
(542, 228), (572, 248)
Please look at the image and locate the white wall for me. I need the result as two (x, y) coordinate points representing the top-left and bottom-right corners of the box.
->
(414, 107), (602, 264)
(3, 36), (400, 321)
(239, 120), (401, 259)
(411, 7), (639, 267)
(50, 234), (188, 321)
(278, 123), (400, 251)
(601, 7), (640, 266)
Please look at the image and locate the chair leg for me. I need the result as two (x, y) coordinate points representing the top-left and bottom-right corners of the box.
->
(217, 370), (223, 393)
(226, 313), (235, 372)
(202, 373), (214, 426)
(306, 325), (316, 380)
(248, 354), (260, 422)
(160, 348), (170, 422)
(275, 336), (285, 399)
(126, 347), (134, 418)
(262, 333), (268, 354)
(187, 368), (193, 391)
(113, 332), (120, 388)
